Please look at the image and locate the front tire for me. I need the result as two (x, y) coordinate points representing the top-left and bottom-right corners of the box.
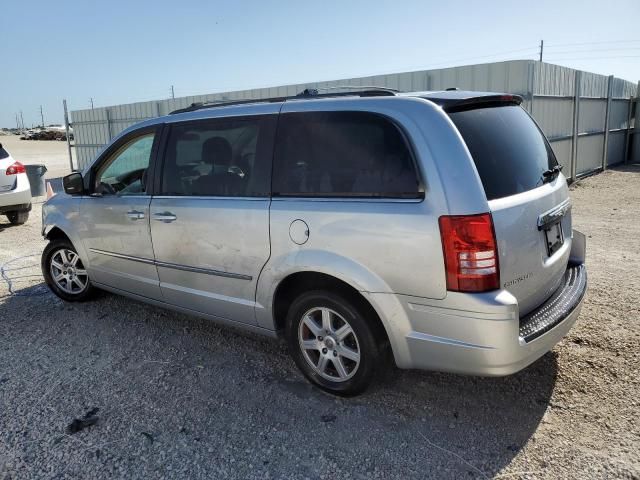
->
(285, 290), (383, 396)
(42, 239), (94, 302)
(6, 210), (29, 225)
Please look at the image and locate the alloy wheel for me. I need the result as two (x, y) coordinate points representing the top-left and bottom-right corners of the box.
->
(49, 248), (89, 295)
(298, 307), (361, 382)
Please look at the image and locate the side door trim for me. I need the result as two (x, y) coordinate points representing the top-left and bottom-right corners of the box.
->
(89, 248), (252, 280)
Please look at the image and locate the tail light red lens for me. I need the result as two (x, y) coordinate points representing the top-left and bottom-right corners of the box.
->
(5, 161), (26, 175)
(439, 213), (500, 292)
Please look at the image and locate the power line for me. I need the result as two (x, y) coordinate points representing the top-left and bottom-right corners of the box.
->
(545, 39), (640, 48)
(544, 55), (640, 61)
(541, 47), (640, 55)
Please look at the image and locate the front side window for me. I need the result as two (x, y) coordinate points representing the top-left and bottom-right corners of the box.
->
(160, 116), (274, 197)
(273, 111), (421, 198)
(95, 133), (155, 195)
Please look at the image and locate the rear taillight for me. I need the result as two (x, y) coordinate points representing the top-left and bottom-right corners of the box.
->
(5, 161), (26, 175)
(439, 213), (500, 292)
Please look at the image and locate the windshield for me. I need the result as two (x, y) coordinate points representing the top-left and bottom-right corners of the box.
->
(449, 105), (558, 201)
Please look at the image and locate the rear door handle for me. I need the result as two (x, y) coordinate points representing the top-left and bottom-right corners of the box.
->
(153, 212), (177, 223)
(126, 210), (145, 220)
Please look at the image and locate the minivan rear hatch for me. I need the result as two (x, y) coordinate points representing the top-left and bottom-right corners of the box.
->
(447, 101), (572, 316)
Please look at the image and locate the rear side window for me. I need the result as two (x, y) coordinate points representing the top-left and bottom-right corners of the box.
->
(161, 116), (276, 197)
(0, 146), (8, 160)
(449, 106), (557, 201)
(273, 111), (421, 198)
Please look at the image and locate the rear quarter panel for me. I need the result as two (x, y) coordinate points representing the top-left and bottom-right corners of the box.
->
(256, 97), (491, 329)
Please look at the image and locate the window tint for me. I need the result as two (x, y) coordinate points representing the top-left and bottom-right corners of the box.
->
(273, 112), (420, 198)
(448, 106), (557, 201)
(161, 116), (274, 197)
(96, 133), (155, 196)
(0, 146), (9, 160)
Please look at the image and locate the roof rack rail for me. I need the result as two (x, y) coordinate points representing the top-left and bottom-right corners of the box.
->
(169, 97), (285, 115)
(169, 87), (398, 115)
(315, 85), (399, 93)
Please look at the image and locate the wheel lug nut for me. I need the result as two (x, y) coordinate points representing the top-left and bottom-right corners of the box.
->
(333, 351), (338, 357)
(322, 348), (328, 354)
(318, 336), (323, 341)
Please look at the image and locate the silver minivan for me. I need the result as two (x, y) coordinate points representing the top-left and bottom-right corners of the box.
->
(42, 89), (587, 395)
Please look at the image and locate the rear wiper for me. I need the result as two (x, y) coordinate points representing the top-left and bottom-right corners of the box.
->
(542, 165), (563, 183)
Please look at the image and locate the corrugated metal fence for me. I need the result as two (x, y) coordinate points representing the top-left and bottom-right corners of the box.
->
(531, 63), (638, 178)
(71, 60), (639, 180)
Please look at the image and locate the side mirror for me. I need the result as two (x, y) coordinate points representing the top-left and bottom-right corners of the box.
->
(63, 172), (84, 195)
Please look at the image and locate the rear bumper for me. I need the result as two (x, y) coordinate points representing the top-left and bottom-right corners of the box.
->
(0, 173), (32, 209)
(368, 263), (587, 376)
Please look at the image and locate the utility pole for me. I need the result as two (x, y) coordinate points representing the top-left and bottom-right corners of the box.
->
(40, 105), (45, 127)
(90, 98), (94, 109)
(171, 85), (175, 99)
(539, 39), (544, 62)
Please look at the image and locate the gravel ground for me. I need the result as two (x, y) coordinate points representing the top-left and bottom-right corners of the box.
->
(0, 166), (639, 479)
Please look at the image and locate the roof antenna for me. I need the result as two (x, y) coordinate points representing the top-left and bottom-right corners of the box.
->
(445, 87), (459, 91)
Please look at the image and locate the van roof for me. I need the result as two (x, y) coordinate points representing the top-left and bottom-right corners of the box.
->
(168, 89), (524, 115)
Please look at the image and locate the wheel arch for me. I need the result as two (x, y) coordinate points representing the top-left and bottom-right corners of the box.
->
(42, 223), (90, 268)
(44, 226), (72, 242)
(271, 271), (391, 351)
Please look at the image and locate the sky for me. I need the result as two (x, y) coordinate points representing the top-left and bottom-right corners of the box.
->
(1, 0), (639, 128)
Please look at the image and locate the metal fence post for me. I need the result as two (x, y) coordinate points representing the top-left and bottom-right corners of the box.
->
(63, 99), (74, 172)
(527, 60), (536, 114)
(625, 80), (640, 164)
(636, 82), (640, 163)
(105, 108), (112, 141)
(570, 71), (581, 180)
(602, 75), (614, 170)
(624, 97), (634, 164)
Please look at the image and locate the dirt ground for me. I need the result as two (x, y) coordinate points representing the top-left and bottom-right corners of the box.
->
(0, 164), (638, 479)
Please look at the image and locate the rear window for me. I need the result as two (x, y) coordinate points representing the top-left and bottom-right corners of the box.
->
(0, 146), (9, 160)
(449, 106), (557, 201)
(273, 111), (421, 198)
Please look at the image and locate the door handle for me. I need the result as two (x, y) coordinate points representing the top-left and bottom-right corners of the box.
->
(153, 212), (177, 223)
(126, 210), (145, 220)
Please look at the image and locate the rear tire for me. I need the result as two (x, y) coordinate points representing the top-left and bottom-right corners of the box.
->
(6, 210), (29, 225)
(285, 290), (383, 396)
(42, 239), (95, 302)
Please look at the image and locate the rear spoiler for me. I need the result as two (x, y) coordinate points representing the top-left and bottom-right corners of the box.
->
(440, 94), (523, 113)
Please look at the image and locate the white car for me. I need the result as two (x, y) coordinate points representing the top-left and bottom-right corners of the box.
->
(0, 143), (31, 224)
